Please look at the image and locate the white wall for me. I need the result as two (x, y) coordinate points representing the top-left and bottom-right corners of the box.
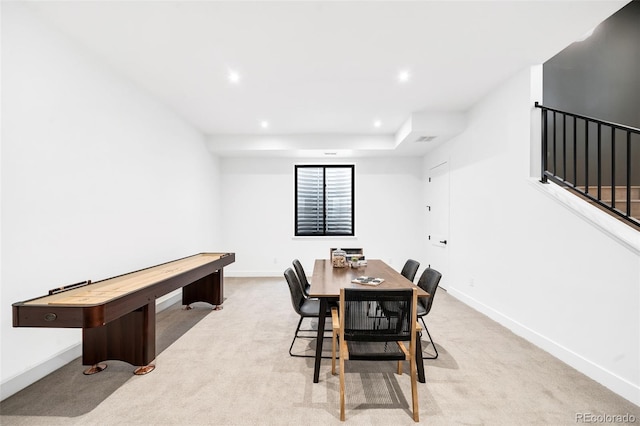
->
(220, 157), (425, 278)
(1, 3), (222, 399)
(423, 66), (640, 405)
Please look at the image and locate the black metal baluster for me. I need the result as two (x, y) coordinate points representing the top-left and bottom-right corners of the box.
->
(611, 127), (616, 209)
(562, 113), (567, 180)
(573, 116), (577, 187)
(585, 120), (589, 195)
(552, 112), (557, 176)
(597, 123), (602, 200)
(541, 108), (548, 183)
(626, 131), (631, 216)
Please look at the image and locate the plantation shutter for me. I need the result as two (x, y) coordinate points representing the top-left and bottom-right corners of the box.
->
(325, 167), (353, 234)
(295, 165), (354, 236)
(296, 167), (324, 235)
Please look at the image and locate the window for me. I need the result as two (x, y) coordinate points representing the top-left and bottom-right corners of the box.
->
(295, 165), (354, 236)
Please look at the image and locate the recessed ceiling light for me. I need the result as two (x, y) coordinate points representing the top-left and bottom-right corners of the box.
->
(228, 70), (241, 84)
(373, 120), (382, 128)
(260, 120), (269, 129)
(398, 70), (410, 83)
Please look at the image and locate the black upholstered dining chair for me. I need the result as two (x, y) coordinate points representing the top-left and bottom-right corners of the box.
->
(284, 267), (333, 358)
(400, 259), (420, 282)
(331, 287), (420, 422)
(292, 259), (311, 297)
(415, 267), (442, 359)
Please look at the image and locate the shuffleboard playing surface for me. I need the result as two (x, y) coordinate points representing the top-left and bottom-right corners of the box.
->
(24, 253), (228, 306)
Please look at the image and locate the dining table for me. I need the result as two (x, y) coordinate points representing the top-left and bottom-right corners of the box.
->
(309, 258), (429, 383)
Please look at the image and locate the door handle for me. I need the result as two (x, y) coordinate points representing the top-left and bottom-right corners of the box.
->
(439, 240), (447, 245)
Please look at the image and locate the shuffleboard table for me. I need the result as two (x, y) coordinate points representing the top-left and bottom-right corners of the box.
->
(12, 252), (235, 375)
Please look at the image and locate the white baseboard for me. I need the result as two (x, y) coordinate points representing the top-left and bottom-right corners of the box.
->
(1, 344), (82, 401)
(1, 292), (183, 402)
(447, 286), (640, 406)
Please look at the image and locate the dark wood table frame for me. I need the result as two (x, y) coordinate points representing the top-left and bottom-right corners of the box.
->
(309, 259), (428, 383)
(12, 252), (235, 375)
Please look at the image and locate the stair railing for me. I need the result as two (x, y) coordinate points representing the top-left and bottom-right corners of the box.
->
(535, 102), (639, 228)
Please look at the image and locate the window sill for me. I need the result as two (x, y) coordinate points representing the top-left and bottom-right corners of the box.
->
(292, 236), (358, 240)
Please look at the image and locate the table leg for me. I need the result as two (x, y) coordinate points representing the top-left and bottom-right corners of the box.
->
(182, 270), (223, 309)
(313, 298), (328, 383)
(416, 331), (425, 383)
(82, 302), (156, 375)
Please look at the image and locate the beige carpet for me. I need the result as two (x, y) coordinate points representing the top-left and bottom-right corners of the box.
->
(1, 277), (638, 425)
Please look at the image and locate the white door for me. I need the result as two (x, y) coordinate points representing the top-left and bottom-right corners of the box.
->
(425, 161), (449, 289)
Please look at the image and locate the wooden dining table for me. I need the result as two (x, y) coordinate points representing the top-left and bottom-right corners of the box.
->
(309, 259), (428, 383)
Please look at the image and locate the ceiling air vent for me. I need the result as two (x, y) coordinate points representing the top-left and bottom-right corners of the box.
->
(415, 136), (437, 143)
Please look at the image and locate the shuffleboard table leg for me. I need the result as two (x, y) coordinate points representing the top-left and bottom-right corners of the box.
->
(182, 270), (224, 309)
(83, 363), (107, 375)
(82, 302), (156, 373)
